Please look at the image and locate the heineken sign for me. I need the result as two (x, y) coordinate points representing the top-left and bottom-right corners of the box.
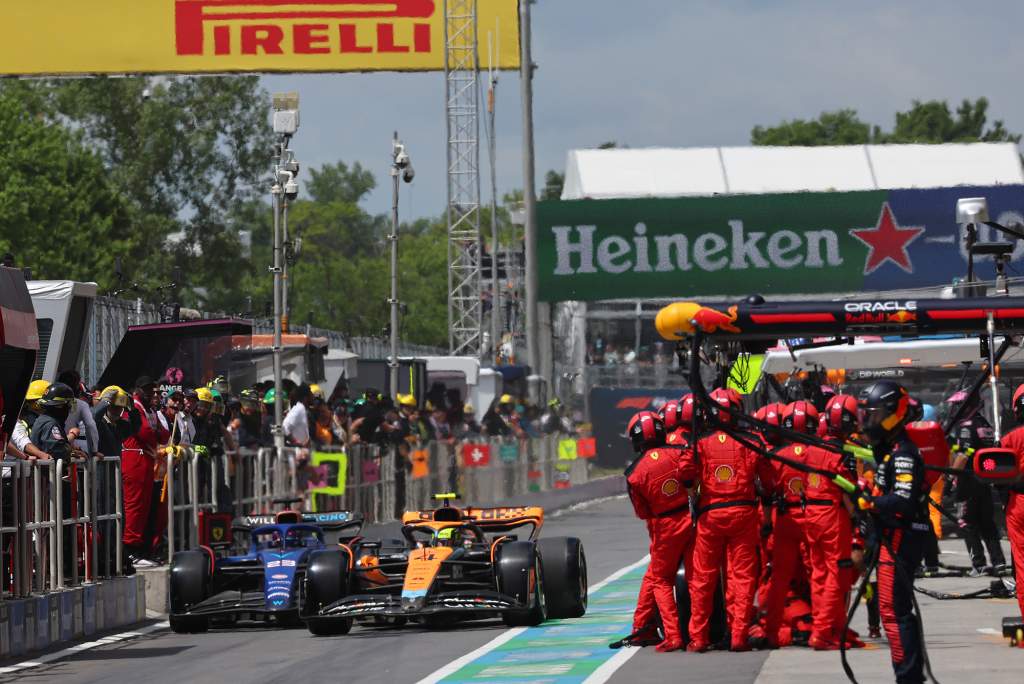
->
(537, 185), (1024, 301)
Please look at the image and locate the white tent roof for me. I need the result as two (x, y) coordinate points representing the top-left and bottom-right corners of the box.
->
(560, 142), (1024, 200)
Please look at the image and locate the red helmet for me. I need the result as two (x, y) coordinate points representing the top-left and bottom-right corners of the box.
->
(709, 387), (742, 426)
(658, 400), (682, 433)
(782, 400), (819, 435)
(679, 393), (697, 427)
(753, 402), (784, 445)
(628, 411), (666, 453)
(1013, 384), (1024, 424)
(824, 394), (858, 438)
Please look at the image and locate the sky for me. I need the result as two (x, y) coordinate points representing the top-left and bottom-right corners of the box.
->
(262, 0), (1024, 220)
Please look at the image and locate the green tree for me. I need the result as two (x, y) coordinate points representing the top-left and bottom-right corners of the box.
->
(751, 109), (874, 146)
(752, 98), (1020, 146)
(0, 76), (273, 310)
(541, 170), (564, 201)
(0, 90), (133, 285)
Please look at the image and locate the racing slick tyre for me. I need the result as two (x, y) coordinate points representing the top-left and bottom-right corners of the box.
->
(304, 549), (353, 636)
(169, 550), (211, 633)
(675, 561), (726, 646)
(537, 537), (588, 619)
(496, 541), (547, 627)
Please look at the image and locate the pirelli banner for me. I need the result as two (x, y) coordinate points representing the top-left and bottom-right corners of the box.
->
(1, 1), (521, 75)
(537, 185), (1024, 302)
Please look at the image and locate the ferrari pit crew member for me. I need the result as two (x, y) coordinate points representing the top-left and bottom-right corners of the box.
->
(625, 411), (692, 652)
(658, 399), (686, 446)
(682, 388), (775, 652)
(998, 384), (1024, 627)
(857, 381), (930, 684)
(783, 401), (856, 649)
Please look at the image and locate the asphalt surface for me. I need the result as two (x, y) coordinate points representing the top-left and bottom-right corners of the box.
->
(3, 498), (646, 684)
(4, 499), (1022, 684)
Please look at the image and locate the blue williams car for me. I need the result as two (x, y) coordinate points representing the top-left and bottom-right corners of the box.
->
(168, 510), (363, 633)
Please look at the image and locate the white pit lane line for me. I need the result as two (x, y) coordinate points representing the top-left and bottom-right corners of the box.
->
(0, 621), (169, 676)
(416, 554), (651, 684)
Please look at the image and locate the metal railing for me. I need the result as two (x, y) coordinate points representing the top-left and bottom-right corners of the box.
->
(162, 435), (600, 560)
(0, 456), (124, 599)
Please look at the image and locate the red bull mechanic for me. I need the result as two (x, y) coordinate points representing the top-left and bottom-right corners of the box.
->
(857, 380), (930, 684)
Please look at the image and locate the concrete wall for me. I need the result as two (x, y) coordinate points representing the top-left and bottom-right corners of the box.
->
(0, 576), (146, 659)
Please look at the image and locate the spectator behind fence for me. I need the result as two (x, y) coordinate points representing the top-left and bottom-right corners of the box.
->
(233, 389), (263, 449)
(482, 394), (515, 437)
(58, 370), (100, 457)
(93, 386), (140, 458)
(284, 384), (313, 448)
(8, 381), (50, 461)
(28, 383), (81, 461)
(121, 376), (168, 569)
(455, 403), (482, 438)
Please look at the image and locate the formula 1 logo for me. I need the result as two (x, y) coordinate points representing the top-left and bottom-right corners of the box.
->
(175, 0), (436, 57)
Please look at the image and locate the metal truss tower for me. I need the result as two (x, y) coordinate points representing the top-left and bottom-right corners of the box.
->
(444, 0), (484, 356)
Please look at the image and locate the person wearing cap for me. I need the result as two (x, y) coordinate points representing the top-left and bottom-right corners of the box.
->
(233, 388), (263, 449)
(457, 403), (482, 437)
(8, 380), (51, 460)
(93, 385), (140, 574)
(121, 375), (170, 568)
(483, 395), (514, 437)
(93, 386), (140, 460)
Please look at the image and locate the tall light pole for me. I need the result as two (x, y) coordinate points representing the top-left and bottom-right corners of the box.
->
(520, 0), (540, 376)
(389, 133), (415, 397)
(271, 92), (299, 460)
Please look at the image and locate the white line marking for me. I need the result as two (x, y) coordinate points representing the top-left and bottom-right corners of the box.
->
(977, 627), (1002, 636)
(550, 494), (627, 518)
(582, 642), (643, 684)
(0, 621), (169, 675)
(416, 555), (651, 684)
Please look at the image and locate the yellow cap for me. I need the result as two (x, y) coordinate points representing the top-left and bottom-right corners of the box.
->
(101, 385), (130, 409)
(499, 394), (513, 404)
(311, 383), (325, 400)
(195, 387), (214, 404)
(397, 393), (417, 408)
(463, 403), (474, 414)
(25, 380), (50, 402)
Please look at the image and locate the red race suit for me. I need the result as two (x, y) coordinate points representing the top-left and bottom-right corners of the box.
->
(627, 445), (692, 649)
(681, 431), (775, 650)
(1000, 427), (1024, 621)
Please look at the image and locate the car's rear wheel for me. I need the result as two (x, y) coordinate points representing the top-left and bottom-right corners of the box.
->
(537, 537), (588, 619)
(497, 542), (547, 627)
(169, 550), (211, 633)
(304, 549), (353, 636)
(169, 615), (209, 634)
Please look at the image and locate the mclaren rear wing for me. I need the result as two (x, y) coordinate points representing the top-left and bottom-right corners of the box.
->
(402, 506), (545, 538)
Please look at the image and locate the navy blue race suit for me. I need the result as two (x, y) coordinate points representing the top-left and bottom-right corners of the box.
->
(872, 436), (930, 684)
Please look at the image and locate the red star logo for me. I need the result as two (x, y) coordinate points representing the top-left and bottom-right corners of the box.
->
(849, 203), (925, 275)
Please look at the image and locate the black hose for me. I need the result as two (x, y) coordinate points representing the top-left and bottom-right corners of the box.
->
(941, 337), (1013, 435)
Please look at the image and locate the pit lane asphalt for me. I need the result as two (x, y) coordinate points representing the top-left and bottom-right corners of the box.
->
(2, 497), (659, 684)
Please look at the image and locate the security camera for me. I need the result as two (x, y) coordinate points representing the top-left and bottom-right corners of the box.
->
(402, 164), (415, 183)
(284, 178), (299, 201)
(395, 149), (411, 169)
(142, 88), (152, 101)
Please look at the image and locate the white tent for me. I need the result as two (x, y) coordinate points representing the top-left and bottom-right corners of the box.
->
(560, 142), (1024, 200)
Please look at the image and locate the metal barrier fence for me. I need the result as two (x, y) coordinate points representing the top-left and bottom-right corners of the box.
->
(163, 436), (598, 560)
(0, 456), (124, 599)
